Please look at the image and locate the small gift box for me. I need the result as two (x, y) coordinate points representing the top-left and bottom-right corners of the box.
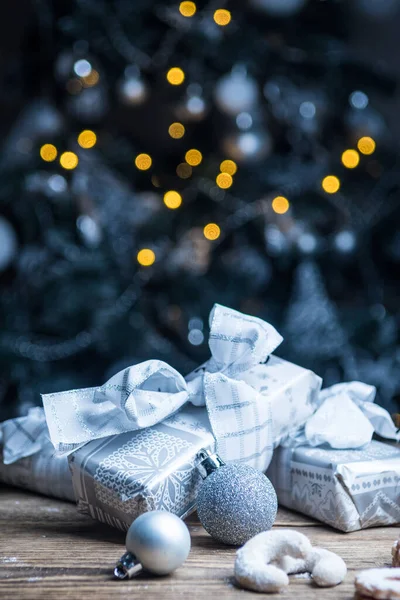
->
(41, 304), (321, 530)
(267, 382), (400, 532)
(0, 408), (75, 502)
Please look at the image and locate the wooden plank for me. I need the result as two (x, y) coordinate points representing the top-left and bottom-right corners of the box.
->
(0, 487), (398, 600)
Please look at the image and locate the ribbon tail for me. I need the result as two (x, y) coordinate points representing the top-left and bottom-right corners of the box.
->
(358, 401), (400, 441)
(1, 407), (50, 465)
(203, 372), (273, 471)
(42, 360), (190, 453)
(344, 380), (400, 442)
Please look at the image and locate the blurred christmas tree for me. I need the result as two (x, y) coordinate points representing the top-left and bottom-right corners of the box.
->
(0, 0), (399, 419)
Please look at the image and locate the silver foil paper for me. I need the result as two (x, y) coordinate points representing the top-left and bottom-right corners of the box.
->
(69, 355), (321, 531)
(69, 405), (215, 529)
(0, 445), (75, 502)
(267, 440), (400, 532)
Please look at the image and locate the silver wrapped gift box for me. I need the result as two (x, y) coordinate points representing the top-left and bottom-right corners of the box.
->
(41, 304), (321, 530)
(69, 405), (215, 529)
(66, 354), (321, 531)
(267, 382), (400, 532)
(268, 441), (400, 532)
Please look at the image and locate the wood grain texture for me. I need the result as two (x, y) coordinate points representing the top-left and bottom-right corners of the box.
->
(0, 487), (397, 600)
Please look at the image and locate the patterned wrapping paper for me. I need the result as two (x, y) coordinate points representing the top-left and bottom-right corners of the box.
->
(68, 354), (321, 531)
(267, 440), (400, 532)
(0, 408), (75, 502)
(69, 405), (215, 530)
(267, 381), (400, 532)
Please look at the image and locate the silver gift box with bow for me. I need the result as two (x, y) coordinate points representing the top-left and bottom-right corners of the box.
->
(36, 304), (321, 530)
(267, 381), (400, 532)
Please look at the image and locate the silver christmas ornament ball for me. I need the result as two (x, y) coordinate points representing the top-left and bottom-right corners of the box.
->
(215, 68), (258, 116)
(115, 511), (191, 579)
(197, 461), (277, 546)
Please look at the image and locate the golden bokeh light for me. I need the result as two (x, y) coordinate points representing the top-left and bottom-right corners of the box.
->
(272, 196), (290, 214)
(135, 153), (152, 170)
(60, 151), (79, 170)
(341, 149), (359, 169)
(179, 1), (196, 17)
(357, 136), (376, 155)
(137, 248), (156, 267)
(166, 67), (185, 85)
(213, 9), (231, 26)
(322, 175), (340, 194)
(220, 159), (237, 175)
(164, 190), (182, 209)
(168, 122), (185, 139)
(40, 144), (57, 162)
(78, 130), (97, 149)
(203, 223), (221, 240)
(185, 149), (202, 166)
(216, 172), (233, 189)
(82, 69), (100, 87)
(176, 163), (192, 179)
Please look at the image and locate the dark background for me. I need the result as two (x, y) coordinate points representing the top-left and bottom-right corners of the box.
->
(0, 0), (399, 419)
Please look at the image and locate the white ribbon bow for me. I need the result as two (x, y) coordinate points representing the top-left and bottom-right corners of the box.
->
(42, 304), (283, 468)
(283, 381), (399, 449)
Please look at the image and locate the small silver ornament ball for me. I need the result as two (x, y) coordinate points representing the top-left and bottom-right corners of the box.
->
(197, 463), (277, 546)
(126, 511), (191, 575)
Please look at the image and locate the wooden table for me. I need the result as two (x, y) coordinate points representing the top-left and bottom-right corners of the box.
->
(0, 487), (396, 599)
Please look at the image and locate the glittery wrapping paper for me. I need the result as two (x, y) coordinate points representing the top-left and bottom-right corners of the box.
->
(267, 441), (400, 532)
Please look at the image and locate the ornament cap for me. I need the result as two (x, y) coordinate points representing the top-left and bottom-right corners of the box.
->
(196, 448), (225, 479)
(114, 551), (143, 580)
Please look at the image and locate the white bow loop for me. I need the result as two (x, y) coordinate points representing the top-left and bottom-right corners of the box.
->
(286, 381), (399, 449)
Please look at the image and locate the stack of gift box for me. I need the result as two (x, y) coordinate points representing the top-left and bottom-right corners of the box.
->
(1, 304), (399, 533)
